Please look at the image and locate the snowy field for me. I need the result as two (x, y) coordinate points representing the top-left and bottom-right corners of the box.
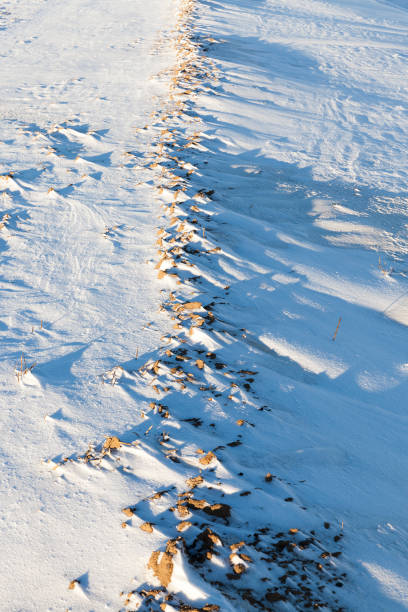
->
(1, 0), (408, 610)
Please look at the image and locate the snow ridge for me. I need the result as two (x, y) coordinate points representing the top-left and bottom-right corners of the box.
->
(52, 1), (349, 610)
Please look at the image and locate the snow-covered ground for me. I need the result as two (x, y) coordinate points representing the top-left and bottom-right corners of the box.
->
(0, 0), (176, 609)
(1, 0), (408, 610)
(191, 1), (408, 609)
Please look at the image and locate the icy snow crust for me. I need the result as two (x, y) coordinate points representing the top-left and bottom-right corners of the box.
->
(1, 0), (408, 610)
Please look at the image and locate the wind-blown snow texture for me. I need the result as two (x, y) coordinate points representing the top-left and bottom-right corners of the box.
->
(1, 0), (408, 610)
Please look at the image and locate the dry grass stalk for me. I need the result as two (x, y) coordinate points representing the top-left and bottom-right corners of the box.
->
(15, 353), (36, 382)
(378, 255), (393, 276)
(332, 317), (342, 341)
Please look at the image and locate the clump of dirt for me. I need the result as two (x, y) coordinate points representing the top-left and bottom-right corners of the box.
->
(199, 451), (216, 466)
(186, 527), (222, 564)
(148, 539), (179, 588)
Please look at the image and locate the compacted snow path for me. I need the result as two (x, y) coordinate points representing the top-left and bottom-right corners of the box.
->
(2, 0), (408, 610)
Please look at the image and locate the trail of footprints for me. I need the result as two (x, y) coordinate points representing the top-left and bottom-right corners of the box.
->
(51, 1), (348, 610)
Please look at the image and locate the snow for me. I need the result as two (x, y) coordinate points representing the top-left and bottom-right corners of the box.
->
(1, 0), (408, 609)
(0, 0), (177, 609)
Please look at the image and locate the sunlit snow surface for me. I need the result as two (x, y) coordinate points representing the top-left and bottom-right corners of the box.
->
(1, 0), (408, 609)
(0, 0), (176, 609)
